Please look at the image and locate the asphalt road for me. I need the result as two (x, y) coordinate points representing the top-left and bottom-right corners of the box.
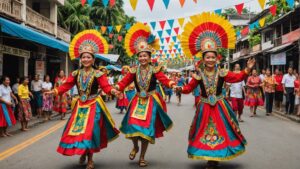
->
(0, 94), (300, 169)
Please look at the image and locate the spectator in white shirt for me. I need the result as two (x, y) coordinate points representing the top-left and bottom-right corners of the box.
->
(0, 76), (18, 137)
(259, 69), (266, 82)
(31, 74), (43, 118)
(228, 64), (246, 122)
(282, 67), (296, 114)
(42, 75), (53, 121)
(12, 77), (20, 96)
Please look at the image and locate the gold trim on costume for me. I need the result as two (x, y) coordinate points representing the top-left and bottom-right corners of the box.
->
(72, 70), (78, 77)
(153, 66), (162, 73)
(192, 74), (201, 80)
(68, 104), (91, 136)
(131, 97), (150, 120)
(188, 149), (245, 161)
(121, 131), (155, 144)
(219, 68), (229, 77)
(130, 67), (137, 73)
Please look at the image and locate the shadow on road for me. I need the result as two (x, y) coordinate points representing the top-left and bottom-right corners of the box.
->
(189, 162), (244, 169)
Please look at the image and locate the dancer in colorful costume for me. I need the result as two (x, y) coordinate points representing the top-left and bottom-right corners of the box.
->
(122, 66), (136, 102)
(177, 13), (256, 169)
(46, 30), (120, 169)
(115, 22), (176, 167)
(116, 66), (130, 114)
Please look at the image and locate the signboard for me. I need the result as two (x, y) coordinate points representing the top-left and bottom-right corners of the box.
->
(0, 44), (30, 58)
(35, 60), (45, 79)
(271, 52), (286, 65)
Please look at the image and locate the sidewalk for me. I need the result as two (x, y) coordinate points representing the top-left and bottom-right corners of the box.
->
(272, 108), (300, 123)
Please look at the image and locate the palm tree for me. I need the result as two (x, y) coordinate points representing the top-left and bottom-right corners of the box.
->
(58, 0), (95, 35)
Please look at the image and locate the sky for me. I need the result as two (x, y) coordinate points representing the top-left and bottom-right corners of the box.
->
(124, 0), (263, 22)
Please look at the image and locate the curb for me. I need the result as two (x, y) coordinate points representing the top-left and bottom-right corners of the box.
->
(272, 109), (300, 123)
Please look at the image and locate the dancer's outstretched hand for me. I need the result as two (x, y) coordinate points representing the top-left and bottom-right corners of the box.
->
(247, 58), (256, 70)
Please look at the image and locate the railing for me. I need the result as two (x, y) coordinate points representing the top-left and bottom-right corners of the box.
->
(26, 7), (55, 35)
(0, 0), (22, 20)
(274, 37), (282, 46)
(57, 26), (71, 42)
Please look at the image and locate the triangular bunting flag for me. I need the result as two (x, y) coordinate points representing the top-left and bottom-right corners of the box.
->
(193, 0), (197, 3)
(258, 0), (266, 10)
(159, 20), (166, 30)
(168, 50), (172, 54)
(94, 26), (99, 30)
(174, 44), (179, 49)
(164, 50), (168, 53)
(125, 24), (132, 30)
(147, 0), (155, 11)
(161, 46), (165, 50)
(88, 0), (94, 6)
(110, 0), (116, 7)
(115, 25), (122, 33)
(178, 49), (182, 53)
(102, 0), (109, 7)
(81, 0), (87, 6)
(241, 26), (249, 36)
(129, 0), (138, 11)
(269, 5), (277, 16)
(167, 19), (175, 29)
(286, 0), (294, 8)
(150, 22), (156, 30)
(178, 18), (185, 28)
(161, 38), (165, 43)
(162, 0), (170, 9)
(249, 23), (255, 30)
(173, 27), (179, 35)
(173, 49), (177, 53)
(108, 26), (113, 33)
(166, 37), (170, 43)
(117, 35), (123, 42)
(259, 17), (266, 27)
(236, 31), (241, 37)
(214, 9), (222, 15)
(157, 30), (163, 38)
(109, 33), (114, 38)
(235, 3), (244, 15)
(166, 29), (172, 36)
(101, 26), (107, 34)
(179, 0), (185, 7)
(172, 36), (177, 42)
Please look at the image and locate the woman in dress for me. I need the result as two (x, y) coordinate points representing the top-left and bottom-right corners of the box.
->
(294, 73), (300, 116)
(42, 75), (53, 121)
(245, 69), (264, 117)
(178, 12), (254, 169)
(116, 66), (130, 114)
(262, 68), (276, 116)
(115, 22), (176, 167)
(54, 70), (68, 120)
(123, 66), (136, 102)
(274, 69), (284, 111)
(0, 76), (18, 137)
(46, 30), (120, 169)
(18, 77), (33, 131)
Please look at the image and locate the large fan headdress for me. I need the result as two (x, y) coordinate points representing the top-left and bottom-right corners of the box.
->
(124, 22), (160, 57)
(69, 30), (109, 60)
(180, 12), (236, 58)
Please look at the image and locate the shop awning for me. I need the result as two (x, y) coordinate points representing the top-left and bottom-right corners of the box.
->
(106, 64), (121, 71)
(266, 43), (293, 53)
(0, 17), (69, 52)
(97, 54), (120, 63)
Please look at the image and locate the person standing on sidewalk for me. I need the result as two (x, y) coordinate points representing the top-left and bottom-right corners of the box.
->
(18, 77), (33, 131)
(245, 69), (264, 117)
(294, 74), (300, 116)
(282, 67), (296, 115)
(262, 68), (276, 116)
(42, 75), (53, 121)
(228, 64), (246, 122)
(53, 70), (68, 120)
(0, 76), (18, 137)
(274, 69), (284, 111)
(31, 74), (43, 118)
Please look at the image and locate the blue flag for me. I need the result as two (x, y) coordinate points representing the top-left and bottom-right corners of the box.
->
(162, 0), (170, 9)
(286, 0), (295, 8)
(125, 23), (131, 30)
(167, 19), (174, 29)
(102, 0), (109, 7)
(88, 0), (94, 6)
(214, 9), (222, 15)
(157, 30), (163, 38)
(166, 29), (172, 36)
(150, 22), (156, 30)
(108, 26), (113, 33)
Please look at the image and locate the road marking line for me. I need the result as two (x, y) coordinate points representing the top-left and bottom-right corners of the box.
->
(0, 121), (65, 161)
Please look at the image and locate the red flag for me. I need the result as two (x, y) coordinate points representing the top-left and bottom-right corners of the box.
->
(166, 37), (170, 43)
(81, 0), (86, 6)
(168, 49), (172, 53)
(110, 0), (115, 7)
(117, 35), (123, 42)
(159, 20), (166, 30)
(109, 33), (114, 38)
(159, 50), (163, 54)
(241, 26), (249, 36)
(147, 0), (155, 11)
(269, 5), (277, 16)
(193, 0), (197, 3)
(173, 49), (177, 53)
(174, 27), (180, 35)
(235, 3), (244, 15)
(109, 44), (114, 49)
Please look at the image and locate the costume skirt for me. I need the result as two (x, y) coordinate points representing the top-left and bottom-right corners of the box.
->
(57, 96), (119, 156)
(18, 99), (32, 122)
(245, 87), (264, 106)
(53, 94), (67, 113)
(0, 103), (16, 127)
(120, 92), (173, 144)
(188, 99), (247, 161)
(125, 90), (136, 102)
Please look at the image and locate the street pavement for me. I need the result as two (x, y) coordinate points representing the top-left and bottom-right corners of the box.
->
(0, 94), (300, 169)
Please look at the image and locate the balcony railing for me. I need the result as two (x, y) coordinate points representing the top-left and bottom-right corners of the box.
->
(0, 0), (22, 20)
(57, 26), (71, 42)
(26, 7), (55, 35)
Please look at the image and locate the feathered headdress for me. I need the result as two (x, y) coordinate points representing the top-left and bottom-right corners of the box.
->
(69, 30), (109, 60)
(124, 22), (160, 57)
(180, 12), (236, 58)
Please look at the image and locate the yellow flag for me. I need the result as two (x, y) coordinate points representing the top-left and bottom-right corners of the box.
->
(258, 0), (266, 10)
(115, 25), (122, 33)
(178, 18), (185, 28)
(259, 17), (266, 27)
(130, 0), (138, 11)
